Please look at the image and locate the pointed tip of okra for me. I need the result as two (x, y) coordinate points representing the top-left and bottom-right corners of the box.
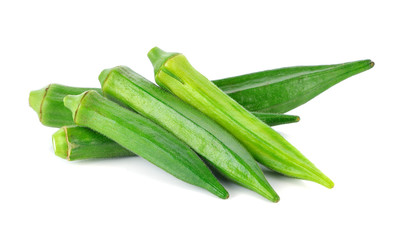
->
(258, 184), (280, 203)
(147, 47), (179, 75)
(310, 170), (335, 189)
(29, 84), (50, 119)
(63, 91), (90, 120)
(52, 127), (69, 160)
(215, 189), (230, 200)
(320, 177), (335, 189)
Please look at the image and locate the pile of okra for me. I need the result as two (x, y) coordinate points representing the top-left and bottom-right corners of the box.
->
(30, 47), (374, 202)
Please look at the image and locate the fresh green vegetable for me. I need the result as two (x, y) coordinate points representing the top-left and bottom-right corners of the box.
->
(30, 84), (299, 128)
(52, 126), (135, 160)
(29, 84), (99, 127)
(148, 47), (334, 188)
(99, 66), (279, 202)
(214, 60), (374, 113)
(63, 90), (229, 199)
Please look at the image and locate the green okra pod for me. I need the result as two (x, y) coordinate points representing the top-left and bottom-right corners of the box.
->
(63, 90), (229, 199)
(30, 84), (298, 128)
(148, 47), (334, 189)
(214, 59), (374, 113)
(99, 66), (279, 202)
(52, 126), (135, 160)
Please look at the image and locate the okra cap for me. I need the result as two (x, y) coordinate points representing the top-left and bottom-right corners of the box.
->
(29, 84), (49, 120)
(147, 47), (179, 75)
(63, 91), (90, 121)
(98, 68), (112, 87)
(52, 127), (69, 160)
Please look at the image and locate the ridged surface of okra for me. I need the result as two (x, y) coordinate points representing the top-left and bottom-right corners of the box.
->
(214, 59), (374, 113)
(29, 84), (299, 128)
(52, 126), (134, 160)
(148, 47), (334, 188)
(63, 90), (229, 199)
(99, 66), (279, 202)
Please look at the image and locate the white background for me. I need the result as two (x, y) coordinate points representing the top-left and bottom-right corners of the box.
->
(1, 0), (396, 239)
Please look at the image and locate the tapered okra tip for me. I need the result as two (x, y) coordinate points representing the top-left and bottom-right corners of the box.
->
(29, 85), (50, 118)
(270, 194), (280, 203)
(63, 91), (90, 119)
(147, 47), (179, 74)
(217, 190), (229, 199)
(315, 174), (334, 189)
(52, 127), (69, 160)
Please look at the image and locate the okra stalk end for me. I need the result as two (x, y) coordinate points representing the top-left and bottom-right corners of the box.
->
(63, 92), (88, 120)
(52, 127), (69, 160)
(147, 47), (179, 75)
(29, 85), (49, 120)
(98, 68), (112, 86)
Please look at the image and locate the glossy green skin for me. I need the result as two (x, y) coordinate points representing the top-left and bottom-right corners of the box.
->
(52, 126), (134, 160)
(99, 66), (279, 202)
(214, 60), (374, 113)
(149, 47), (334, 189)
(30, 85), (298, 128)
(29, 84), (100, 127)
(63, 90), (229, 199)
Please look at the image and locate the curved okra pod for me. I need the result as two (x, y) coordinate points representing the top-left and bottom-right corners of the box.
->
(29, 84), (298, 128)
(52, 126), (135, 160)
(99, 66), (279, 202)
(148, 47), (334, 189)
(214, 59), (374, 113)
(63, 90), (229, 199)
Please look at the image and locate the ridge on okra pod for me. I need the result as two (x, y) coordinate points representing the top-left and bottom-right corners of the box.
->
(148, 46), (334, 189)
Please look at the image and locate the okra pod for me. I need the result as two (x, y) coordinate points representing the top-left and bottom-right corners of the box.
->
(148, 47), (334, 188)
(30, 85), (299, 128)
(214, 59), (374, 113)
(63, 90), (229, 199)
(99, 66), (279, 202)
(52, 126), (135, 160)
